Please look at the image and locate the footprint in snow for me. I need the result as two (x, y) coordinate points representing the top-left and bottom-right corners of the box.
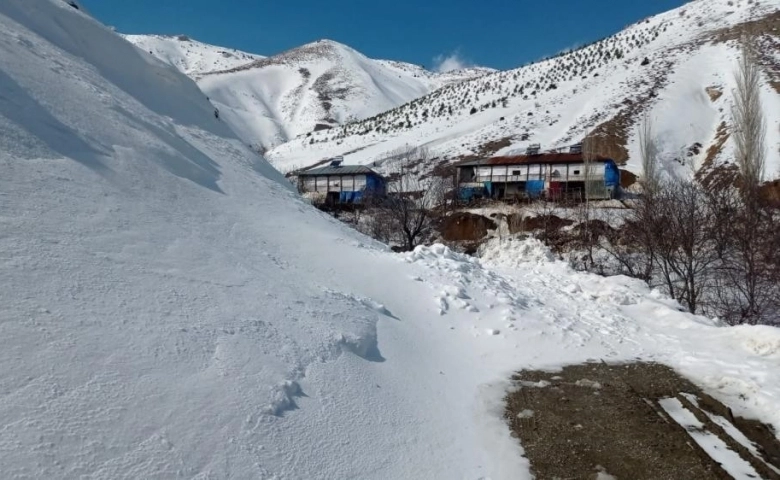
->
(435, 296), (449, 314)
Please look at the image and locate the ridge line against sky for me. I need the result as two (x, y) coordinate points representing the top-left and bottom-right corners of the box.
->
(81, 0), (688, 71)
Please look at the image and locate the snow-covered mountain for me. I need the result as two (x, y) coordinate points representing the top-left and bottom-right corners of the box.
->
(3, 1), (780, 478)
(124, 34), (264, 76)
(126, 35), (493, 154)
(268, 0), (780, 182)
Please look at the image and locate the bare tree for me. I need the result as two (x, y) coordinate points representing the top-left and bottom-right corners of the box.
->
(732, 35), (766, 197)
(702, 35), (778, 325)
(582, 136), (598, 203)
(598, 209), (655, 281)
(358, 205), (395, 245)
(527, 197), (563, 244)
(578, 136), (605, 270)
(638, 115), (661, 195)
(597, 178), (779, 323)
(379, 146), (446, 251)
(650, 178), (720, 313)
(589, 67), (778, 322)
(708, 185), (780, 325)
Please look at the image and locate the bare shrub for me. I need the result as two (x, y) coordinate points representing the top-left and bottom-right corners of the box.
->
(370, 146), (446, 251)
(709, 187), (780, 325)
(596, 177), (717, 313)
(597, 178), (779, 324)
(526, 198), (564, 245)
(652, 179), (720, 314)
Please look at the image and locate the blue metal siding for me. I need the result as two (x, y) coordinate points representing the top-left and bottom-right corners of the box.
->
(604, 161), (620, 187)
(365, 174), (386, 195)
(329, 174), (385, 203)
(459, 188), (474, 201)
(526, 180), (545, 198)
(339, 191), (363, 203)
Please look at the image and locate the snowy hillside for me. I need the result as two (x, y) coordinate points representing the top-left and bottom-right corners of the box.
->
(2, 1), (780, 478)
(126, 35), (493, 153)
(268, 0), (780, 181)
(124, 34), (264, 76)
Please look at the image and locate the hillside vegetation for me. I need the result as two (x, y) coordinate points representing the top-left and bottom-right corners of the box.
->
(269, 0), (780, 182)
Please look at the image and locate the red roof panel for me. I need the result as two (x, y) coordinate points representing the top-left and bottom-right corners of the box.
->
(458, 153), (612, 166)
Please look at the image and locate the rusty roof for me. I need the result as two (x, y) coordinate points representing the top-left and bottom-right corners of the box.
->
(457, 153), (613, 167)
(297, 164), (381, 176)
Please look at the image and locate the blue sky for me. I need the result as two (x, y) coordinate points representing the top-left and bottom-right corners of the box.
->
(82, 0), (686, 71)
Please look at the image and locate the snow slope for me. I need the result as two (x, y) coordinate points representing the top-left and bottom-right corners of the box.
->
(2, 1), (780, 479)
(126, 35), (493, 155)
(124, 34), (264, 76)
(268, 0), (780, 181)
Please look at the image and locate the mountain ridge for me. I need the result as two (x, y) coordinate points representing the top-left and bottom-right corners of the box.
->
(124, 33), (264, 76)
(125, 35), (494, 153)
(266, 0), (780, 182)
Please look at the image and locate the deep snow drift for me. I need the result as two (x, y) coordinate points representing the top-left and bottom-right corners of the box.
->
(1, 1), (779, 479)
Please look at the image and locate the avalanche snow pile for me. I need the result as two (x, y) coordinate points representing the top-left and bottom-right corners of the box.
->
(268, 0), (780, 180)
(1, 1), (779, 479)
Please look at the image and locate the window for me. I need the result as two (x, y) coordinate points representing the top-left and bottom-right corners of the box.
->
(512, 170), (521, 176)
(573, 170), (581, 175)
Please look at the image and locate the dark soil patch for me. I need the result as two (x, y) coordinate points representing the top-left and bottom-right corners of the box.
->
(759, 180), (780, 209)
(619, 169), (637, 189)
(440, 213), (496, 242)
(476, 136), (514, 158)
(706, 86), (724, 102)
(572, 219), (615, 239)
(508, 214), (574, 234)
(422, 158), (457, 181)
(584, 112), (632, 165)
(506, 362), (780, 480)
(696, 122), (736, 191)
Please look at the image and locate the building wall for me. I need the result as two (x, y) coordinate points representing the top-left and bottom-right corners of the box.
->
(302, 174), (368, 193)
(365, 174), (386, 195)
(474, 162), (607, 182)
(459, 160), (620, 201)
(604, 162), (621, 187)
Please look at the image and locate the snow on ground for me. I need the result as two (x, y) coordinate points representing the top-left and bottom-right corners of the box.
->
(658, 398), (761, 479)
(1, 1), (779, 479)
(463, 201), (632, 232)
(682, 392), (780, 475)
(477, 238), (780, 432)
